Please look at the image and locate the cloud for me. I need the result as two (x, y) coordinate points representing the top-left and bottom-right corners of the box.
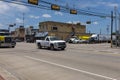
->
(76, 1), (119, 9)
(55, 11), (63, 16)
(93, 21), (99, 25)
(77, 1), (99, 8)
(10, 3), (29, 12)
(0, 23), (4, 28)
(67, 21), (80, 24)
(67, 21), (72, 24)
(16, 18), (23, 24)
(0, 1), (10, 14)
(67, 21), (86, 25)
(29, 15), (40, 19)
(99, 2), (119, 7)
(42, 14), (51, 18)
(0, 1), (29, 15)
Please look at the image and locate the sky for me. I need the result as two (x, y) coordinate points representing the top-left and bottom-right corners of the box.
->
(0, 0), (120, 34)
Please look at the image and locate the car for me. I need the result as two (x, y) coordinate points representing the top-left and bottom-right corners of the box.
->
(15, 39), (22, 42)
(68, 37), (83, 44)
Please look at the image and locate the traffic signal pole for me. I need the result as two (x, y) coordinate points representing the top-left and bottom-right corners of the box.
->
(111, 11), (114, 48)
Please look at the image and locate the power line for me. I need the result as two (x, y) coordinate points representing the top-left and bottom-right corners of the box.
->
(40, 0), (111, 17)
(0, 0), (112, 18)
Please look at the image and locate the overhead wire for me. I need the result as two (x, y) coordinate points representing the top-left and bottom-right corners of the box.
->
(40, 0), (111, 17)
(0, 0), (112, 18)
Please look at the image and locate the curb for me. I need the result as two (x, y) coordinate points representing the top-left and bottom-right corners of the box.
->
(0, 67), (18, 80)
(0, 75), (5, 80)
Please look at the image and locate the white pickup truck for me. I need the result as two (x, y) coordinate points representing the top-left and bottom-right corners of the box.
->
(36, 36), (66, 50)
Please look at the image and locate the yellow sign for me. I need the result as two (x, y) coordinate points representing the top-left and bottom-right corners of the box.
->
(70, 9), (77, 14)
(51, 4), (60, 10)
(28, 0), (38, 5)
(0, 36), (5, 41)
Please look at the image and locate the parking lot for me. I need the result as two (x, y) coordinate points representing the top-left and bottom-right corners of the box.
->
(0, 42), (120, 80)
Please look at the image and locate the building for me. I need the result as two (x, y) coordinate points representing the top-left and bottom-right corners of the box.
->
(39, 21), (87, 40)
(11, 31), (16, 38)
(25, 26), (39, 42)
(25, 26), (39, 35)
(11, 26), (39, 42)
(14, 26), (25, 41)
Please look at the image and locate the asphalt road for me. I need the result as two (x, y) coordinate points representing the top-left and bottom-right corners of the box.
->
(0, 42), (120, 80)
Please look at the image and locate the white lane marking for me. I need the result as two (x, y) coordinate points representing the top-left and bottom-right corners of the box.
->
(25, 56), (117, 80)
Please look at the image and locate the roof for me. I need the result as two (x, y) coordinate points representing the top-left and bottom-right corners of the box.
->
(39, 21), (85, 26)
(0, 29), (9, 32)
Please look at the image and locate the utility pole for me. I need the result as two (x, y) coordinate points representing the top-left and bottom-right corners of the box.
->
(119, 14), (120, 45)
(106, 25), (109, 43)
(114, 6), (118, 47)
(118, 14), (120, 36)
(66, 3), (69, 10)
(22, 13), (25, 41)
(100, 28), (101, 35)
(111, 11), (114, 48)
(106, 25), (109, 35)
(23, 13), (25, 27)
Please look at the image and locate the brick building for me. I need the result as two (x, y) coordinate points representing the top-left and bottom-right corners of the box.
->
(39, 21), (87, 40)
(14, 26), (25, 41)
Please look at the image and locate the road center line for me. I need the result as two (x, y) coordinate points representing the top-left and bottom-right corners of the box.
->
(25, 56), (117, 80)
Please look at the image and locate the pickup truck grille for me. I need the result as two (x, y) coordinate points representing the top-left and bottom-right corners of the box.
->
(58, 42), (66, 46)
(5, 37), (12, 43)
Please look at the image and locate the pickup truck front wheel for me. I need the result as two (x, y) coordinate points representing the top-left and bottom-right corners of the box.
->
(37, 43), (42, 49)
(50, 44), (54, 50)
(11, 46), (15, 48)
(61, 48), (65, 50)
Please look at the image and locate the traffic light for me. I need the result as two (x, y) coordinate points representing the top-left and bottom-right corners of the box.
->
(28, 0), (38, 5)
(51, 4), (60, 11)
(70, 9), (77, 14)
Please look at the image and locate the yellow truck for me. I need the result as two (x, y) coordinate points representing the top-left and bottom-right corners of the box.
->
(0, 36), (4, 41)
(79, 35), (91, 40)
(0, 29), (16, 48)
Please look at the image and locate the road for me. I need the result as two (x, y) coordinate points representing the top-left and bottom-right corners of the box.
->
(0, 42), (120, 80)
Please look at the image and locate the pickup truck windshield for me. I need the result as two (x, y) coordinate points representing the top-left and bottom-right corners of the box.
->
(50, 37), (60, 41)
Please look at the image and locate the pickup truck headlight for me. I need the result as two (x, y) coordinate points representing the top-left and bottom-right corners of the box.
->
(54, 43), (58, 47)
